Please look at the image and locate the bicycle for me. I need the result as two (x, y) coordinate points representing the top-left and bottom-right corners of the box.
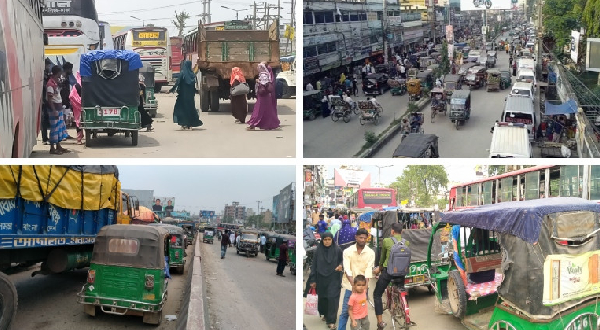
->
(383, 277), (415, 330)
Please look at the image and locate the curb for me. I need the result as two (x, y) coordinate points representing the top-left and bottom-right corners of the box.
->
(357, 97), (431, 158)
(176, 235), (207, 330)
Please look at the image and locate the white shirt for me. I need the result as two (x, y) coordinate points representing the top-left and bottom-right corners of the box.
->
(306, 83), (314, 91)
(261, 236), (266, 245)
(46, 79), (62, 104)
(400, 65), (406, 73)
(370, 98), (380, 108)
(344, 95), (354, 104)
(236, 236), (240, 244)
(229, 233), (235, 242)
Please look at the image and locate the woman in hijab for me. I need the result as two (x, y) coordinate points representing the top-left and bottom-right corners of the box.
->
(169, 61), (202, 130)
(308, 232), (343, 330)
(246, 62), (280, 130)
(69, 72), (84, 144)
(334, 219), (357, 249)
(230, 67), (248, 124)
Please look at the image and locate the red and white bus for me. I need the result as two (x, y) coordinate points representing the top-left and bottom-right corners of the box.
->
(448, 165), (600, 211)
(349, 188), (398, 209)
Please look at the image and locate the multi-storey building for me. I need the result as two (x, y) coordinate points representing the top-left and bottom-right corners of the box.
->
(224, 201), (246, 221)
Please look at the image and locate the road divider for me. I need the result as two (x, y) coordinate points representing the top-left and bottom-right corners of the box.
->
(176, 235), (208, 330)
(356, 97), (431, 158)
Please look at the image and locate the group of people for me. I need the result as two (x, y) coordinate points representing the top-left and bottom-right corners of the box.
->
(305, 220), (412, 330)
(42, 60), (76, 154)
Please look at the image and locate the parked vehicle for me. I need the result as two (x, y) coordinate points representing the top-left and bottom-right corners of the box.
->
(147, 223), (186, 273)
(265, 234), (295, 261)
(139, 63), (158, 117)
(458, 63), (477, 77)
(502, 95), (536, 141)
(509, 82), (535, 101)
(303, 90), (322, 120)
(393, 134), (439, 158)
(517, 68), (537, 86)
(363, 73), (390, 95)
(499, 70), (512, 90)
(77, 225), (170, 325)
(489, 122), (532, 158)
(486, 51), (497, 68)
(236, 229), (260, 257)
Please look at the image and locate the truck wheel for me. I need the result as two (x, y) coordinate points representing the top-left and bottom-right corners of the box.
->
(200, 90), (210, 112)
(0, 272), (17, 330)
(448, 271), (467, 319)
(131, 131), (138, 146)
(85, 130), (92, 147)
(281, 81), (291, 99)
(210, 91), (220, 112)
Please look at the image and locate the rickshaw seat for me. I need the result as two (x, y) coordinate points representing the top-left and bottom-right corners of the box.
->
(465, 273), (502, 300)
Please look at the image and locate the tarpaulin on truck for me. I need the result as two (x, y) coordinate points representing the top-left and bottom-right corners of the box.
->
(0, 166), (120, 211)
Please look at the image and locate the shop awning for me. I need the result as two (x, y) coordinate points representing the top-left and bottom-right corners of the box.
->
(544, 99), (578, 116)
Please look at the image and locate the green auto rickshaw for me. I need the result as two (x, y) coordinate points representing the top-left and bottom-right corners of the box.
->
(180, 224), (194, 245)
(80, 50), (143, 146)
(148, 224), (186, 273)
(265, 234), (295, 261)
(203, 226), (215, 244)
(427, 198), (600, 330)
(77, 225), (170, 325)
(139, 63), (158, 117)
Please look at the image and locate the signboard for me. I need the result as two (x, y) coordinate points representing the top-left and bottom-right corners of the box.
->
(482, 26), (487, 35)
(224, 20), (252, 30)
(362, 190), (392, 204)
(274, 183), (294, 224)
(446, 25), (454, 44)
(460, 0), (512, 10)
(571, 30), (580, 63)
(153, 197), (175, 216)
(543, 251), (600, 306)
(305, 170), (312, 182)
(200, 210), (215, 218)
(586, 38), (600, 73)
(448, 44), (454, 60)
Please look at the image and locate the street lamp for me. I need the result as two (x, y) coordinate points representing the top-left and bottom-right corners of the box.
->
(130, 15), (144, 27)
(221, 6), (248, 20)
(375, 165), (393, 186)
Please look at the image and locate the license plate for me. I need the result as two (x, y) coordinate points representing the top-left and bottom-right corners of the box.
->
(413, 275), (425, 284)
(97, 108), (121, 116)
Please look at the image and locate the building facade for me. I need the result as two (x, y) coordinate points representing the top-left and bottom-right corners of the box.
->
(223, 201), (246, 221)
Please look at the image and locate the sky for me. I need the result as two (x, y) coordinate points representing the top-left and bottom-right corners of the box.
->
(117, 165), (295, 214)
(326, 165), (481, 188)
(96, 0), (294, 36)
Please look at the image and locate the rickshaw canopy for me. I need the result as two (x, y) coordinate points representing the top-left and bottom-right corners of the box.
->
(80, 50), (143, 77)
(91, 224), (168, 269)
(392, 134), (439, 158)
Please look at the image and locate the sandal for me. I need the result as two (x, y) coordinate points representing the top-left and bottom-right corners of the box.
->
(327, 324), (336, 329)
(246, 126), (255, 131)
(321, 317), (326, 322)
(377, 321), (387, 330)
(49, 149), (63, 155)
(59, 148), (71, 153)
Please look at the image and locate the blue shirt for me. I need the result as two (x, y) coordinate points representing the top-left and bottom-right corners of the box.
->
(317, 220), (328, 234)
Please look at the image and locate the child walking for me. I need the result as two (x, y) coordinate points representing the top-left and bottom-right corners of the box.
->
(347, 275), (370, 330)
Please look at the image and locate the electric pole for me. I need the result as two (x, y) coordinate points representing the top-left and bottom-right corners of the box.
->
(200, 0), (212, 24)
(383, 0), (388, 63)
(252, 2), (258, 29)
(257, 201), (262, 217)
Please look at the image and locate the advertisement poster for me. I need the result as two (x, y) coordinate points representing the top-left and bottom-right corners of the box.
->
(448, 44), (454, 60)
(460, 0), (513, 11)
(542, 251), (600, 306)
(153, 197), (175, 216)
(571, 30), (580, 63)
(446, 25), (454, 44)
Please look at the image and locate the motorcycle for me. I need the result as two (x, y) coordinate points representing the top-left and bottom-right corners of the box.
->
(473, 0), (492, 9)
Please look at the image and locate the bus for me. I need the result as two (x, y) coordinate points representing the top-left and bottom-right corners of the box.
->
(349, 188), (398, 209)
(43, 0), (106, 73)
(448, 165), (600, 211)
(113, 26), (172, 92)
(0, 0), (45, 157)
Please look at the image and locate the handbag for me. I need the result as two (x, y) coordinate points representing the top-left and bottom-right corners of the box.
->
(231, 82), (250, 96)
(304, 288), (319, 315)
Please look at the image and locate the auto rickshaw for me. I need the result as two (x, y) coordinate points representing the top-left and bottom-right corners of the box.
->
(486, 51), (497, 68)
(427, 198), (600, 330)
(203, 226), (215, 244)
(357, 100), (382, 126)
(499, 70), (512, 90)
(430, 87), (447, 121)
(77, 225), (170, 325)
(465, 66), (486, 90)
(449, 90), (471, 130)
(236, 229), (260, 257)
(139, 63), (158, 117)
(417, 71), (434, 90)
(147, 223), (186, 273)
(370, 210), (446, 291)
(392, 134), (439, 158)
(407, 79), (422, 101)
(388, 78), (407, 96)
(80, 50), (143, 147)
(443, 74), (462, 99)
(462, 46), (471, 57)
(265, 234), (295, 262)
(180, 223), (194, 245)
(427, 64), (439, 74)
(303, 90), (322, 120)
(288, 237), (296, 275)
(486, 69), (501, 92)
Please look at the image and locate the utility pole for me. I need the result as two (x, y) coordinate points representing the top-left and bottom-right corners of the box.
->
(252, 2), (258, 29)
(200, 0), (212, 24)
(257, 201), (262, 217)
(291, 0), (295, 52)
(383, 0), (388, 63)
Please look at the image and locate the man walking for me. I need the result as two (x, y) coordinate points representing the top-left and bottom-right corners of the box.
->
(221, 230), (231, 259)
(276, 241), (289, 277)
(260, 233), (267, 253)
(229, 231), (236, 248)
(338, 229), (375, 330)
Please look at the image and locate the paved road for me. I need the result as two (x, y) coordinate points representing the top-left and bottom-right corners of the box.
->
(11, 243), (193, 330)
(31, 94), (296, 158)
(200, 233), (295, 330)
(303, 276), (466, 330)
(375, 32), (543, 158)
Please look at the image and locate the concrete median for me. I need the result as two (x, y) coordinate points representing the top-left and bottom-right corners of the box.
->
(176, 235), (209, 330)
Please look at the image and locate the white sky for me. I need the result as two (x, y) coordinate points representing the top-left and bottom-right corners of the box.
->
(96, 0), (294, 36)
(117, 165), (295, 214)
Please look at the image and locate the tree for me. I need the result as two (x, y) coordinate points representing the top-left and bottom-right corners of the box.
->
(246, 215), (264, 228)
(389, 166), (448, 208)
(438, 40), (451, 78)
(487, 165), (537, 176)
(542, 0), (587, 51)
(223, 215), (234, 222)
(172, 10), (191, 37)
(583, 0), (600, 37)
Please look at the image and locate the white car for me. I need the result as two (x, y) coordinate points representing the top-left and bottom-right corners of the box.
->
(517, 68), (537, 87)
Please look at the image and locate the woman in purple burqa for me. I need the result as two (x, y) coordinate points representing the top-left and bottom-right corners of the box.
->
(247, 62), (280, 130)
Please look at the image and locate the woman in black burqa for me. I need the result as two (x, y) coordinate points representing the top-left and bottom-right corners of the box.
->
(307, 232), (343, 329)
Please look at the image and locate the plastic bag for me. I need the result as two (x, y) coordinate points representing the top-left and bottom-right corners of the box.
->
(304, 288), (318, 315)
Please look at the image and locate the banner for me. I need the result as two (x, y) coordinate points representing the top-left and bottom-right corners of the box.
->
(448, 44), (454, 60)
(460, 0), (513, 11)
(153, 197), (175, 215)
(446, 25), (454, 44)
(571, 30), (580, 63)
(543, 251), (600, 306)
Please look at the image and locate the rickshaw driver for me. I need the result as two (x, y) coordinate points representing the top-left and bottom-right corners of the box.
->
(435, 77), (442, 88)
(373, 223), (411, 330)
(343, 92), (356, 111)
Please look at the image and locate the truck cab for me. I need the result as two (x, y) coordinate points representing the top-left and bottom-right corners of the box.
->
(276, 58), (296, 99)
(118, 192), (140, 224)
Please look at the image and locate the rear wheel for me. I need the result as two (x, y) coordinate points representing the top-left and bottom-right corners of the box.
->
(360, 116), (365, 125)
(281, 81), (291, 99)
(131, 131), (138, 146)
(200, 90), (210, 112)
(85, 130), (92, 147)
(0, 272), (17, 330)
(309, 113), (316, 121)
(374, 114), (379, 125)
(210, 91), (220, 112)
(448, 271), (467, 319)
(331, 113), (339, 122)
(343, 112), (351, 123)
(431, 109), (436, 123)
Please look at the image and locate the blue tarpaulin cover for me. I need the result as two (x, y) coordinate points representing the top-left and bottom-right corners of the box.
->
(358, 211), (375, 222)
(440, 197), (600, 244)
(544, 99), (578, 115)
(80, 50), (143, 77)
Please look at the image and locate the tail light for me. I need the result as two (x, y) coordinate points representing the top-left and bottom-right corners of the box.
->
(175, 251), (180, 259)
(145, 274), (155, 290)
(87, 270), (95, 284)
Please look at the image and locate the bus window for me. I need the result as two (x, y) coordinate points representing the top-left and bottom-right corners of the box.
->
(560, 165), (582, 197)
(482, 181), (493, 205)
(590, 166), (600, 200)
(469, 184), (479, 206)
(500, 177), (512, 202)
(524, 171), (540, 200)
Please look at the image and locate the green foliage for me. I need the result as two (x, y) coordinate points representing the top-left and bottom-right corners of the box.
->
(223, 215), (234, 222)
(172, 10), (191, 37)
(365, 131), (377, 146)
(407, 102), (419, 113)
(487, 165), (537, 176)
(583, 0), (600, 37)
(542, 0), (587, 51)
(246, 215), (264, 228)
(437, 198), (448, 211)
(389, 166), (449, 208)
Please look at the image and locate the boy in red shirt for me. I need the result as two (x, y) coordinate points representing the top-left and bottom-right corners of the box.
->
(347, 275), (370, 330)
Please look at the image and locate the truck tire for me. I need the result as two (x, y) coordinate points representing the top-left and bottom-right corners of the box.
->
(281, 81), (291, 99)
(200, 90), (210, 112)
(210, 91), (220, 112)
(0, 272), (17, 330)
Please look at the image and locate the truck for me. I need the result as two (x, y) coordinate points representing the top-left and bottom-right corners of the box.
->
(195, 20), (280, 112)
(0, 165), (138, 328)
(170, 36), (184, 82)
(276, 57), (296, 99)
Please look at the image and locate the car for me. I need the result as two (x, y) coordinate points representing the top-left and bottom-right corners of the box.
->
(516, 68), (537, 87)
(509, 82), (535, 100)
(362, 73), (390, 95)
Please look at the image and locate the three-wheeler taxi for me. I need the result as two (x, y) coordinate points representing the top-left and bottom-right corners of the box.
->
(139, 63), (158, 117)
(288, 236), (297, 275)
(449, 90), (472, 130)
(393, 134), (439, 158)
(77, 225), (170, 325)
(427, 198), (600, 330)
(236, 229), (261, 257)
(147, 224), (186, 274)
(203, 226), (215, 244)
(265, 234), (295, 262)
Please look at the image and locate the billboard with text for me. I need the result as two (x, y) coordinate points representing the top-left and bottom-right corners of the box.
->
(460, 0), (514, 11)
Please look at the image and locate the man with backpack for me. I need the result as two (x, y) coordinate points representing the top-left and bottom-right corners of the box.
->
(373, 223), (411, 330)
